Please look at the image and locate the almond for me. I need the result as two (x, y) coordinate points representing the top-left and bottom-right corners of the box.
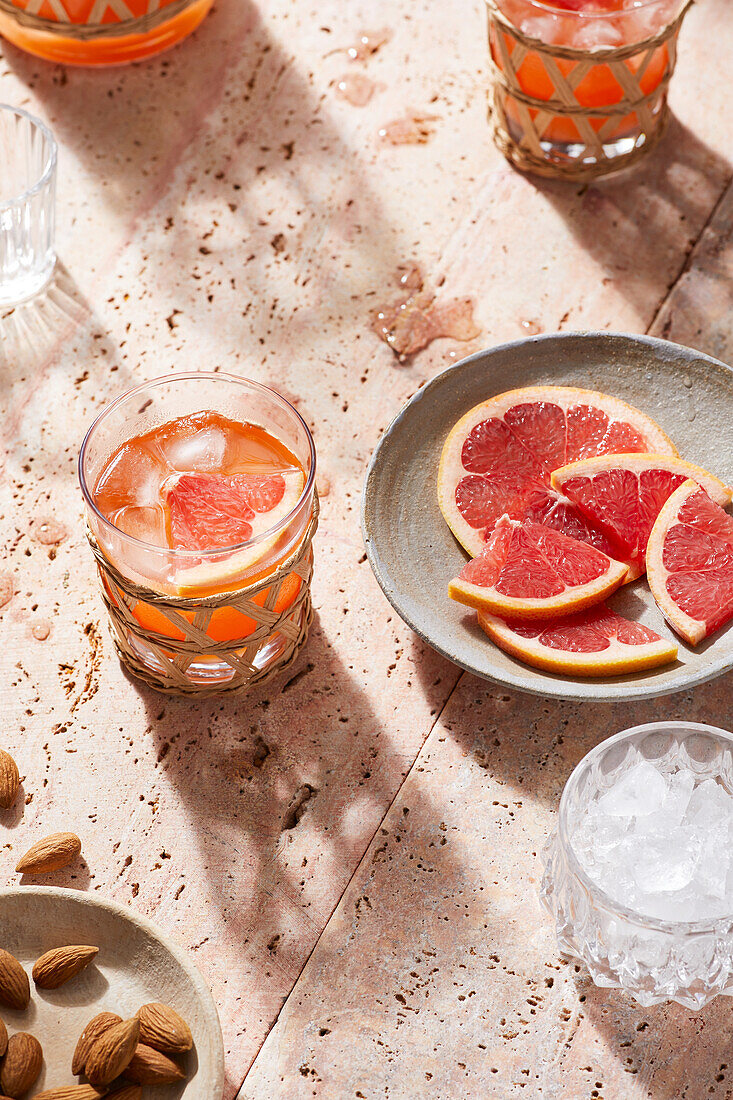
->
(0, 750), (19, 810)
(15, 832), (82, 874)
(125, 1044), (185, 1085)
(0, 948), (30, 1010)
(135, 1002), (192, 1053)
(85, 1018), (139, 1087)
(107, 1089), (142, 1100)
(0, 1031), (43, 1097)
(72, 1012), (122, 1076)
(34, 1088), (106, 1100)
(33, 945), (99, 989)
(0, 1015), (7, 1056)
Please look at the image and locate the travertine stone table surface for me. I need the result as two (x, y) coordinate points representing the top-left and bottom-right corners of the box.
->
(0, 1), (731, 1097)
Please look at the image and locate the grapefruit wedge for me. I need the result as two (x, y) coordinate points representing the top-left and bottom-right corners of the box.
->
(552, 455), (731, 579)
(478, 605), (678, 677)
(647, 480), (733, 645)
(166, 468), (305, 592)
(438, 386), (676, 559)
(449, 516), (628, 619)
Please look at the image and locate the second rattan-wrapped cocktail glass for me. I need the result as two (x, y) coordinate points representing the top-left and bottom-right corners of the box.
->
(79, 373), (317, 696)
(487, 0), (692, 180)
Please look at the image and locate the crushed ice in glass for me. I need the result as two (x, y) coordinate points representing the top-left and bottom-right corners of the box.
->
(572, 760), (733, 922)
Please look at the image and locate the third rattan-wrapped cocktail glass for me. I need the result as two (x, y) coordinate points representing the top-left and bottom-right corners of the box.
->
(487, 0), (692, 180)
(79, 372), (317, 696)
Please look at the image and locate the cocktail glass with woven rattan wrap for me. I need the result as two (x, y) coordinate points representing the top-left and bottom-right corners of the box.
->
(0, 0), (213, 65)
(79, 373), (318, 697)
(487, 0), (692, 180)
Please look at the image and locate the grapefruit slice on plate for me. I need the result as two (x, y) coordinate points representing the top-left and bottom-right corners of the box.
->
(478, 605), (678, 677)
(449, 516), (628, 619)
(647, 480), (733, 645)
(438, 386), (676, 559)
(166, 469), (305, 592)
(552, 455), (731, 579)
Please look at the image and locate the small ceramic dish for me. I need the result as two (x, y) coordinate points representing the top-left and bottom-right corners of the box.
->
(0, 886), (224, 1098)
(362, 333), (733, 701)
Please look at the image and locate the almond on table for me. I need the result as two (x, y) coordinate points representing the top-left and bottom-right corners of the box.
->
(0, 749), (20, 810)
(15, 832), (82, 875)
(34, 1086), (106, 1099)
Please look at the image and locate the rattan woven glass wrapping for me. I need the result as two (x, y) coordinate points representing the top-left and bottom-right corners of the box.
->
(0, 0), (191, 39)
(88, 497), (318, 697)
(486, 0), (691, 180)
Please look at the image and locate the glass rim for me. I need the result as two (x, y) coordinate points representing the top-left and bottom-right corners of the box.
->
(78, 371), (317, 561)
(558, 721), (733, 935)
(500, 0), (685, 20)
(0, 104), (57, 209)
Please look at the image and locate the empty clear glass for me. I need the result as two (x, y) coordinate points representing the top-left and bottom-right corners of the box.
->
(0, 105), (57, 308)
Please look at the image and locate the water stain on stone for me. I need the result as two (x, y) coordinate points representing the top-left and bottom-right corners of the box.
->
(0, 573), (13, 609)
(347, 27), (391, 61)
(31, 621), (51, 641)
(335, 72), (377, 106)
(33, 519), (67, 545)
(378, 111), (439, 146)
(372, 266), (480, 363)
(519, 318), (543, 336)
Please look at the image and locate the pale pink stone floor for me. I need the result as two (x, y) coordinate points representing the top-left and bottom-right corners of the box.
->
(0, 0), (732, 1097)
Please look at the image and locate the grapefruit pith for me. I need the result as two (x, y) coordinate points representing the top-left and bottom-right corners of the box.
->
(449, 516), (628, 619)
(478, 604), (678, 677)
(438, 386), (676, 559)
(647, 480), (733, 646)
(552, 455), (731, 579)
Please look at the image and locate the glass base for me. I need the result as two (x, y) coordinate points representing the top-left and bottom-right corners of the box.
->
(0, 256), (55, 308)
(0, 0), (213, 65)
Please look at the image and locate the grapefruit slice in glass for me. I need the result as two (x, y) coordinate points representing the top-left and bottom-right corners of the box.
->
(478, 605), (678, 677)
(449, 516), (628, 619)
(165, 468), (305, 591)
(647, 480), (733, 646)
(438, 386), (676, 559)
(552, 455), (731, 580)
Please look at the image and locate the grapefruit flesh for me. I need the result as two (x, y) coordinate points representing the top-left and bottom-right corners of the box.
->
(552, 455), (732, 578)
(438, 386), (677, 559)
(168, 472), (290, 551)
(449, 516), (628, 619)
(647, 480), (733, 645)
(478, 604), (678, 677)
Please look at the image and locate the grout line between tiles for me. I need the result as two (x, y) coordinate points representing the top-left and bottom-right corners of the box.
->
(234, 667), (467, 1096)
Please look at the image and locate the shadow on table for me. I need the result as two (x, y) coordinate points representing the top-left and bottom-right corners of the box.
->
(410, 641), (733, 1097)
(527, 114), (732, 350)
(2, 0), (408, 370)
(123, 610), (461, 1094)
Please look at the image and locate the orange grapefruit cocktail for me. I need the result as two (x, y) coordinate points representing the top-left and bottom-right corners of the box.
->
(492, 0), (685, 153)
(79, 373), (316, 689)
(0, 0), (213, 65)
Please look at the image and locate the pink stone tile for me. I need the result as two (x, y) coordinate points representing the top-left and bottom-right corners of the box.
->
(240, 675), (733, 1099)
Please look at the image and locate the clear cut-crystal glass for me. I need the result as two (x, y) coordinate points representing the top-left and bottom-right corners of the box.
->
(0, 105), (57, 308)
(541, 721), (733, 1009)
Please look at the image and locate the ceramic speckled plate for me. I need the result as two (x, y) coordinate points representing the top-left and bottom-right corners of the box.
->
(0, 887), (224, 1098)
(362, 333), (733, 702)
